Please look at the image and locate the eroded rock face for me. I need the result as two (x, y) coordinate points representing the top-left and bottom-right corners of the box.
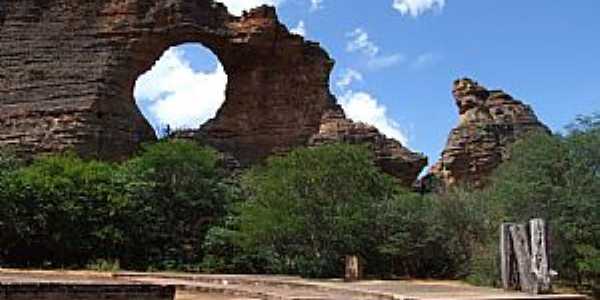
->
(0, 1), (426, 185)
(429, 78), (550, 187)
(309, 105), (427, 187)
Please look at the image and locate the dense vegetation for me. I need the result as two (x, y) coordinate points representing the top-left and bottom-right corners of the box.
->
(0, 114), (598, 295)
(0, 141), (230, 270)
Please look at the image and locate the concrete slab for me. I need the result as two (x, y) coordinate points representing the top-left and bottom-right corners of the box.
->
(1, 270), (588, 300)
(0, 270), (176, 300)
(117, 272), (588, 300)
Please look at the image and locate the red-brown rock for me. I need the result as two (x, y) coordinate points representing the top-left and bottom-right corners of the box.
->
(428, 78), (550, 188)
(0, 1), (426, 186)
(309, 105), (427, 187)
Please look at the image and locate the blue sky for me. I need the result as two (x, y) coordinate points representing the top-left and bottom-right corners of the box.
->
(135, 0), (600, 167)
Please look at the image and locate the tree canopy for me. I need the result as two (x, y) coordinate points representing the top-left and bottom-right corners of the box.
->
(237, 143), (400, 277)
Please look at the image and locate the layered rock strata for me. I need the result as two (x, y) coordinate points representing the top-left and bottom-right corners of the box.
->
(309, 105), (427, 187)
(0, 1), (426, 185)
(429, 78), (550, 187)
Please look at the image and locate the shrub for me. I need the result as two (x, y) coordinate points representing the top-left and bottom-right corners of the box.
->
(236, 143), (399, 278)
(120, 139), (230, 270)
(87, 259), (121, 272)
(0, 147), (21, 176)
(375, 193), (447, 278)
(0, 140), (232, 271)
(0, 153), (127, 267)
(377, 186), (501, 280)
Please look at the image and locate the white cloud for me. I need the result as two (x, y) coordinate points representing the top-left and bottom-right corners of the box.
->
(338, 90), (409, 145)
(336, 69), (363, 89)
(134, 47), (227, 131)
(290, 21), (306, 36)
(346, 28), (380, 57)
(346, 28), (403, 70)
(368, 54), (406, 70)
(218, 0), (323, 15)
(310, 0), (324, 11)
(392, 0), (445, 17)
(217, 0), (284, 16)
(335, 65), (409, 145)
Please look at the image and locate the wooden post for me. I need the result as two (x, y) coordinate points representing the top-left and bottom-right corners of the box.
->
(530, 218), (552, 294)
(501, 223), (519, 290)
(500, 219), (553, 294)
(345, 255), (361, 282)
(510, 224), (535, 293)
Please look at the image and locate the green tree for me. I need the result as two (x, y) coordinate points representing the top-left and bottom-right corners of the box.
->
(0, 140), (233, 271)
(376, 186), (503, 280)
(564, 113), (600, 293)
(488, 132), (570, 222)
(0, 147), (21, 177)
(201, 214), (282, 274)
(472, 114), (600, 291)
(0, 154), (127, 267)
(121, 139), (230, 270)
(375, 193), (447, 278)
(237, 143), (399, 278)
(0, 147), (23, 263)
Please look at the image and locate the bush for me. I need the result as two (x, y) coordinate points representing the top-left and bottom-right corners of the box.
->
(375, 193), (446, 278)
(0, 140), (232, 271)
(0, 153), (128, 267)
(236, 143), (400, 278)
(87, 259), (121, 272)
(0, 148), (23, 264)
(0, 147), (21, 176)
(376, 186), (502, 280)
(432, 187), (501, 280)
(201, 215), (283, 274)
(120, 139), (230, 270)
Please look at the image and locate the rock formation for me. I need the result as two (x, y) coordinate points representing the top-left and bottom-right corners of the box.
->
(309, 105), (427, 187)
(0, 1), (426, 185)
(428, 78), (550, 188)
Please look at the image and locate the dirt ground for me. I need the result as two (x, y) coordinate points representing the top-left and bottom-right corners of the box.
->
(176, 291), (257, 300)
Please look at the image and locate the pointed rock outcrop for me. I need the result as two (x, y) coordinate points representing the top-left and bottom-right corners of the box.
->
(428, 78), (550, 187)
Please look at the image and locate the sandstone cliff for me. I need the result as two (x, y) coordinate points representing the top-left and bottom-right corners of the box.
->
(428, 78), (550, 187)
(0, 1), (426, 186)
(309, 105), (427, 187)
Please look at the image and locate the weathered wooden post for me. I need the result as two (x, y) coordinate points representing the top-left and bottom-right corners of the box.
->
(501, 223), (519, 290)
(500, 219), (553, 294)
(530, 218), (552, 294)
(510, 223), (535, 293)
(345, 255), (361, 282)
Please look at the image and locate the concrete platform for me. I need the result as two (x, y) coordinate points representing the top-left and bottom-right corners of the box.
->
(0, 270), (588, 300)
(116, 272), (589, 300)
(0, 270), (175, 300)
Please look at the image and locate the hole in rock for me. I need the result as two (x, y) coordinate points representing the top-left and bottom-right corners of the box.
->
(134, 43), (227, 138)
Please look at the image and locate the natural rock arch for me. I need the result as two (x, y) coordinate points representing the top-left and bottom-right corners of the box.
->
(0, 0), (427, 186)
(134, 43), (228, 135)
